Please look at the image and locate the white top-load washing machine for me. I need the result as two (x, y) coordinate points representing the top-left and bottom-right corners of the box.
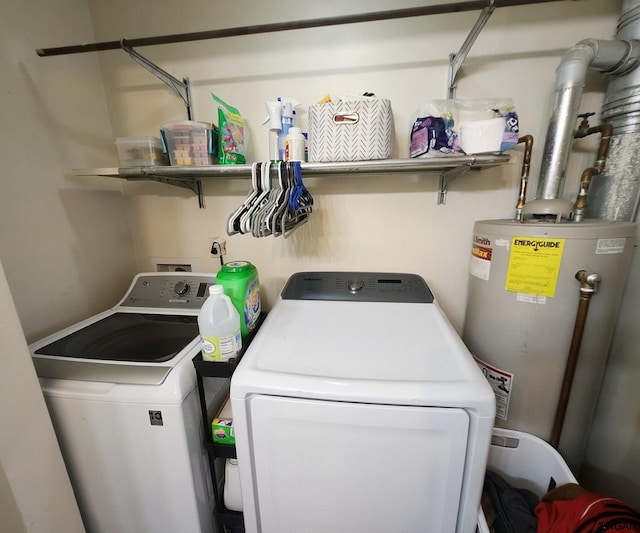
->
(29, 272), (222, 533)
(231, 272), (496, 533)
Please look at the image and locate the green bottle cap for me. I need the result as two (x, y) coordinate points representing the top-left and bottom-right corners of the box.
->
(220, 261), (253, 273)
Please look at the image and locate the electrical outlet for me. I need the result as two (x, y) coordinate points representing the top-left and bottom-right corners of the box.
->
(209, 237), (227, 257)
(156, 263), (193, 272)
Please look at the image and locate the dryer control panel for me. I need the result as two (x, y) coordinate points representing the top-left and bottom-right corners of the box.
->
(281, 272), (434, 303)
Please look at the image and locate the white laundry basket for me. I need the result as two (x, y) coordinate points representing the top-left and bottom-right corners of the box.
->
(477, 428), (577, 532)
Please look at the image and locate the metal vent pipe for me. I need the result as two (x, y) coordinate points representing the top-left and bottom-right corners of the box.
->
(534, 36), (640, 204)
(587, 0), (640, 221)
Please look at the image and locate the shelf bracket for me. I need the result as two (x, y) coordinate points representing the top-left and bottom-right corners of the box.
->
(120, 41), (194, 120)
(156, 177), (204, 208)
(447, 1), (495, 99)
(438, 164), (473, 205)
(129, 172), (205, 208)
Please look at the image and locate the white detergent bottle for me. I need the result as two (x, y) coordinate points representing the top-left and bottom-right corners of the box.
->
(198, 285), (242, 362)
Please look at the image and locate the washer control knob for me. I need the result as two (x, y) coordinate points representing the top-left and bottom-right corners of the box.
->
(347, 278), (364, 293)
(174, 281), (190, 296)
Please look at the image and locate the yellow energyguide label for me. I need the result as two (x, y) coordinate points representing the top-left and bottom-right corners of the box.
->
(505, 237), (565, 297)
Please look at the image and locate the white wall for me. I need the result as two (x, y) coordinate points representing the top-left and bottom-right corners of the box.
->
(87, 0), (618, 329)
(0, 261), (84, 532)
(0, 0), (138, 343)
(0, 0), (139, 528)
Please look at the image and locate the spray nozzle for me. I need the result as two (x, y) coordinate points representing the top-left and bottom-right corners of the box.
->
(280, 97), (301, 120)
(263, 99), (283, 130)
(263, 96), (302, 128)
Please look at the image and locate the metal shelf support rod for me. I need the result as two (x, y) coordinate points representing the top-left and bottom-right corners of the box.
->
(120, 42), (193, 120)
(126, 175), (205, 208)
(438, 164), (474, 204)
(448, 1), (496, 98)
(37, 0), (564, 57)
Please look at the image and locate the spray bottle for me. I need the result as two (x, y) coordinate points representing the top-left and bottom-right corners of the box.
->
(279, 98), (302, 159)
(264, 99), (283, 161)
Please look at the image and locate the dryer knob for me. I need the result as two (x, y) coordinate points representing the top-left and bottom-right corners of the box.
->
(347, 278), (364, 293)
(174, 281), (190, 296)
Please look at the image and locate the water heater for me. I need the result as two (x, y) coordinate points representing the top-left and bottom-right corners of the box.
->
(462, 219), (635, 472)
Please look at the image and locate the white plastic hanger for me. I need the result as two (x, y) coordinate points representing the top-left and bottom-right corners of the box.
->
(227, 162), (261, 235)
(240, 161), (271, 234)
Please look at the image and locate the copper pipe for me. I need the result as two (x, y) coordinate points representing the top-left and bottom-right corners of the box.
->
(573, 122), (613, 163)
(550, 270), (601, 449)
(572, 122), (613, 221)
(515, 134), (534, 221)
(573, 166), (598, 213)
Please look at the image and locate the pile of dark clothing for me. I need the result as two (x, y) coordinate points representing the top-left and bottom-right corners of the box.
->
(482, 470), (640, 532)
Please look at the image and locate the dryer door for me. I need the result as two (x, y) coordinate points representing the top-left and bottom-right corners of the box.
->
(246, 395), (469, 533)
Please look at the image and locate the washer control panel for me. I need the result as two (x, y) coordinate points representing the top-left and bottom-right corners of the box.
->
(120, 273), (217, 309)
(281, 272), (434, 303)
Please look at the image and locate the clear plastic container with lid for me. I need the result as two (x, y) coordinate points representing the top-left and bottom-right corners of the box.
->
(115, 137), (168, 166)
(198, 285), (241, 362)
(161, 120), (217, 166)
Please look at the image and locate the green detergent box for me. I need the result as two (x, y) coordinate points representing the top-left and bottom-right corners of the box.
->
(212, 398), (234, 445)
(212, 418), (234, 445)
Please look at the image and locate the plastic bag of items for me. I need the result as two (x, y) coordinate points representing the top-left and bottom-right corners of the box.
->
(409, 98), (519, 157)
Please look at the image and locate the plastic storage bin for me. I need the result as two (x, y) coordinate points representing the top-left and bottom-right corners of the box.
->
(477, 428), (577, 533)
(161, 120), (216, 166)
(459, 117), (506, 154)
(307, 98), (394, 162)
(115, 136), (167, 166)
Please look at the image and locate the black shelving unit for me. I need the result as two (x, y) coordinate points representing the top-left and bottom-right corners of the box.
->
(193, 314), (265, 533)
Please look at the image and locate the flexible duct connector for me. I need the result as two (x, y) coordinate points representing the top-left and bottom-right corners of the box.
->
(536, 39), (640, 202)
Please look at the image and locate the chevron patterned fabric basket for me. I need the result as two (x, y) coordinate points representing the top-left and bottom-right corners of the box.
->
(307, 98), (394, 162)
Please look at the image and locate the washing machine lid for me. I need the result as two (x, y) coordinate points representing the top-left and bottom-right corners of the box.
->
(29, 272), (217, 387)
(232, 273), (494, 414)
(33, 312), (198, 363)
(30, 310), (200, 386)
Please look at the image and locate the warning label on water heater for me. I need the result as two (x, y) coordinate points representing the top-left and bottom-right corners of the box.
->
(596, 238), (625, 255)
(470, 236), (492, 281)
(474, 356), (513, 421)
(505, 237), (565, 297)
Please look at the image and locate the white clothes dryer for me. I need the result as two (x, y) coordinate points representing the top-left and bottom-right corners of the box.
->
(30, 272), (223, 533)
(231, 272), (496, 533)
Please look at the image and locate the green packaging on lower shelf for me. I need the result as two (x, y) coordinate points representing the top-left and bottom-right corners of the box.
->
(212, 396), (234, 445)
